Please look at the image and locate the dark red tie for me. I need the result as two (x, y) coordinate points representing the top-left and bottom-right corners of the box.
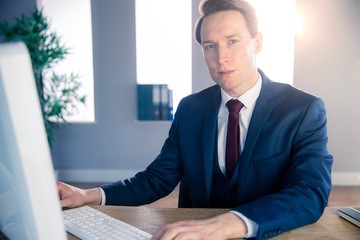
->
(225, 99), (243, 178)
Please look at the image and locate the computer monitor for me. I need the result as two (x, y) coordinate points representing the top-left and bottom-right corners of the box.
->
(0, 42), (67, 239)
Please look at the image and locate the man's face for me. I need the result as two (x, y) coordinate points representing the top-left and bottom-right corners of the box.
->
(200, 10), (262, 97)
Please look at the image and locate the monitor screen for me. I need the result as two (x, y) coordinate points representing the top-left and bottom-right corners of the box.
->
(0, 42), (67, 239)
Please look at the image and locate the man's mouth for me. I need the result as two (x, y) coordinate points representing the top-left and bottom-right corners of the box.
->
(218, 69), (235, 76)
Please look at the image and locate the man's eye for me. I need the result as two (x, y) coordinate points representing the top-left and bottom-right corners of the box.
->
(228, 39), (238, 44)
(204, 44), (216, 50)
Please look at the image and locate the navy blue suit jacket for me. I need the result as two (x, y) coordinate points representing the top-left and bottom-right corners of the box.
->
(102, 70), (333, 239)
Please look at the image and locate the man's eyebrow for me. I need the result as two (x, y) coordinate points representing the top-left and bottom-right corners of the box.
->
(225, 33), (242, 39)
(202, 40), (215, 45)
(202, 34), (242, 44)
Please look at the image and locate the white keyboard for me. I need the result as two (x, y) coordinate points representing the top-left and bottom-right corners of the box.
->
(62, 206), (152, 240)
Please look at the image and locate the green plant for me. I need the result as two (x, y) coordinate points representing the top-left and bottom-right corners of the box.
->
(0, 9), (86, 145)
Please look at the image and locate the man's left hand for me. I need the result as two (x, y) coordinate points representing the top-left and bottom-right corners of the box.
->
(151, 212), (247, 240)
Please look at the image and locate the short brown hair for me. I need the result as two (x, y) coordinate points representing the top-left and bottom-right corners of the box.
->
(194, 0), (259, 44)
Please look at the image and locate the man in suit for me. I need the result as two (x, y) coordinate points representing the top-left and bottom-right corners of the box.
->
(58, 0), (333, 239)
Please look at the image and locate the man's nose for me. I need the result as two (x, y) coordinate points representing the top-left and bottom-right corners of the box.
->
(217, 46), (229, 64)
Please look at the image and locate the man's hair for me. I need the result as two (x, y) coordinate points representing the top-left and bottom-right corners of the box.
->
(194, 0), (259, 44)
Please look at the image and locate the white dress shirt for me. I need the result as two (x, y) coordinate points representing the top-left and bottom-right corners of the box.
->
(218, 75), (262, 238)
(217, 75), (262, 177)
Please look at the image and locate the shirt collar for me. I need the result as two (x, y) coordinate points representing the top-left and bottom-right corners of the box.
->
(219, 73), (262, 115)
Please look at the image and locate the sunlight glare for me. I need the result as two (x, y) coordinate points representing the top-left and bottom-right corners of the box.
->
(295, 14), (304, 34)
(249, 0), (297, 85)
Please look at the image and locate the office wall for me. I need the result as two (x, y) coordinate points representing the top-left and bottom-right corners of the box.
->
(0, 0), (34, 22)
(1, 0), (359, 185)
(294, 0), (360, 184)
(0, 0), (35, 42)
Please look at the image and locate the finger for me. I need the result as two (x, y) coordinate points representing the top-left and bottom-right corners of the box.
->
(57, 181), (79, 208)
(60, 197), (72, 208)
(151, 220), (210, 240)
(151, 221), (191, 240)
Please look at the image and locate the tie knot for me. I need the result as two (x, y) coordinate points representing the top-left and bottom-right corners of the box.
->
(226, 99), (243, 113)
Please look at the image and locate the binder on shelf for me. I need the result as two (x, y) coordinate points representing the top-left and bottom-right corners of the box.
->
(137, 84), (160, 120)
(167, 89), (173, 120)
(160, 84), (169, 120)
(137, 84), (173, 121)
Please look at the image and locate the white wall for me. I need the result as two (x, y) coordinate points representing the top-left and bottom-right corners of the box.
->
(294, 0), (360, 185)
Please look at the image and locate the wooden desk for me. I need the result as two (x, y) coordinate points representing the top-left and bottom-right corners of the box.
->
(1, 206), (359, 239)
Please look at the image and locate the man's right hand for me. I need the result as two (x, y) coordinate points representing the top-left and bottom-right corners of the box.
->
(57, 181), (102, 208)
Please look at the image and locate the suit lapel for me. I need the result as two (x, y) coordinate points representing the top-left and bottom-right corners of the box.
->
(238, 72), (275, 185)
(201, 86), (221, 205)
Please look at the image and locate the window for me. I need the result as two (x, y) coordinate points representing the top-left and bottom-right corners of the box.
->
(252, 0), (297, 85)
(135, 0), (192, 113)
(40, 0), (95, 122)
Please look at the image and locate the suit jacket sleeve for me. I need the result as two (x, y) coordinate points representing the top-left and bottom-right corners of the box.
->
(100, 104), (185, 206)
(234, 96), (333, 239)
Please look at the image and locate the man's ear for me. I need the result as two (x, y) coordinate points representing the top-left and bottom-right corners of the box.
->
(254, 32), (263, 54)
